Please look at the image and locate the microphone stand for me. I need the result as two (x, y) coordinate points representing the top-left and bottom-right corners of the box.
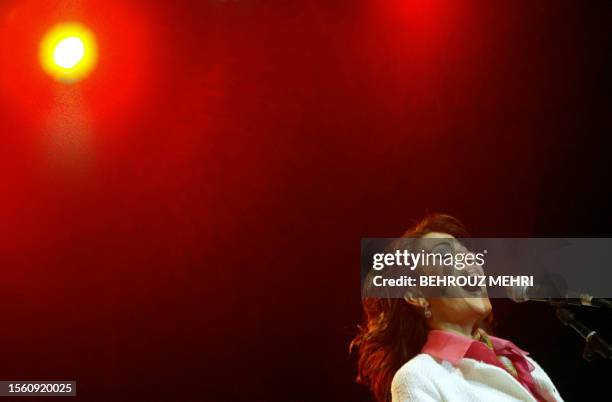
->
(555, 307), (612, 362)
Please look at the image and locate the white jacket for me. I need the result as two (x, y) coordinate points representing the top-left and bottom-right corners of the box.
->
(391, 353), (563, 402)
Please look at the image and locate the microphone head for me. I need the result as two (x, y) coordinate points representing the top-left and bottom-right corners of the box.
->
(507, 272), (569, 302)
(506, 283), (529, 302)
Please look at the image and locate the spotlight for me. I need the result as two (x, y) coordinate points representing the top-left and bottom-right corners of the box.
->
(40, 22), (98, 83)
(53, 37), (85, 69)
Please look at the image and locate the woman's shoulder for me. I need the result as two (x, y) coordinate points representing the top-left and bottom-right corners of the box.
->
(392, 354), (447, 388)
(391, 354), (446, 400)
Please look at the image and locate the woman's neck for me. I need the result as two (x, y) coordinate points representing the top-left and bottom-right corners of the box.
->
(430, 321), (478, 339)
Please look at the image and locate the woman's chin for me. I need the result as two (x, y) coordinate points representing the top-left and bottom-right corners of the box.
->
(468, 297), (492, 318)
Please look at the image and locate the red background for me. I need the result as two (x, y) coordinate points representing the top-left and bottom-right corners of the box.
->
(0, 1), (610, 400)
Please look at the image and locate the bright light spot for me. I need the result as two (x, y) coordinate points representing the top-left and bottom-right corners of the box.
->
(40, 22), (98, 83)
(53, 37), (85, 68)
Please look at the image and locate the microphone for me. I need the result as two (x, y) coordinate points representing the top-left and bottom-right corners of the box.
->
(506, 273), (612, 308)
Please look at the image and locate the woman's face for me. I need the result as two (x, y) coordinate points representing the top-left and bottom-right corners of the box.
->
(420, 232), (492, 331)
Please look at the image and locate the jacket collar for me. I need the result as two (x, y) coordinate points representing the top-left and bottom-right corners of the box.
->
(421, 329), (530, 365)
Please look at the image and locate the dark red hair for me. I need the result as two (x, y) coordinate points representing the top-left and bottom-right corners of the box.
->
(350, 213), (469, 402)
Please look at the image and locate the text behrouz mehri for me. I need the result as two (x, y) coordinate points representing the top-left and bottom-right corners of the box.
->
(371, 275), (534, 287)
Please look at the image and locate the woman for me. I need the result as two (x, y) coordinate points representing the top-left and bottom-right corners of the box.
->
(351, 214), (563, 402)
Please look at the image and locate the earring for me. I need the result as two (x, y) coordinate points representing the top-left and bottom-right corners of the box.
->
(424, 307), (432, 319)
